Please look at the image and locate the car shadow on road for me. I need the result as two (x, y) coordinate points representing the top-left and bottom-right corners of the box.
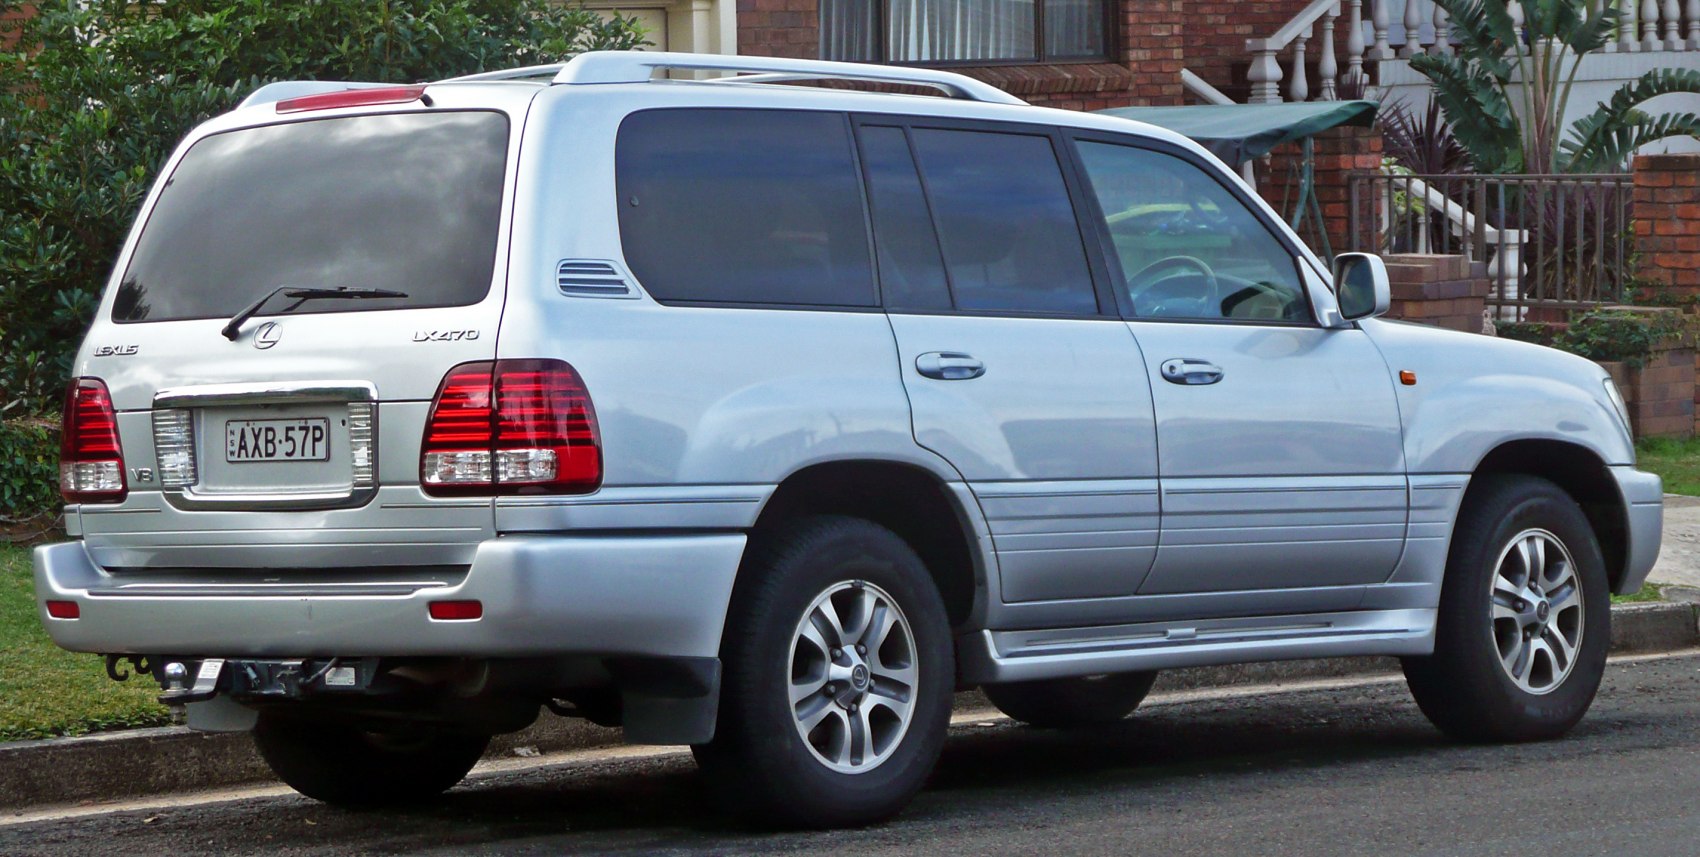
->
(275, 689), (1465, 850)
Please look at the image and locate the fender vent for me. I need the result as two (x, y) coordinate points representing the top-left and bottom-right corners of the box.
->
(555, 260), (636, 298)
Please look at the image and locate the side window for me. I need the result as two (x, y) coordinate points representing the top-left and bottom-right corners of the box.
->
(1074, 141), (1310, 323)
(908, 128), (1098, 315)
(857, 125), (952, 310)
(615, 109), (875, 307)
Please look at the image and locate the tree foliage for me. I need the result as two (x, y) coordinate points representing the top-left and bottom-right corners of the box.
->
(0, 0), (645, 416)
(1411, 0), (1700, 173)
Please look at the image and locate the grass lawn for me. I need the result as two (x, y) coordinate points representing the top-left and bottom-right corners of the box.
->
(1612, 582), (1664, 604)
(1637, 436), (1700, 497)
(0, 544), (167, 742)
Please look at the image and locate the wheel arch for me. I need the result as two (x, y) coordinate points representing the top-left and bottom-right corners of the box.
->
(1469, 439), (1629, 592)
(747, 459), (989, 631)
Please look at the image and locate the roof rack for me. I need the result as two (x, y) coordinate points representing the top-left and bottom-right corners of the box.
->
(438, 63), (569, 83)
(551, 51), (1026, 106)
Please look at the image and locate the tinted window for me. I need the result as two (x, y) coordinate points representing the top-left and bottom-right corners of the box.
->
(115, 111), (508, 323)
(1075, 141), (1309, 322)
(909, 128), (1097, 315)
(858, 126), (951, 310)
(616, 109), (875, 307)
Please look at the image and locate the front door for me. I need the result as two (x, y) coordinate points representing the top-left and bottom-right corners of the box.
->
(855, 118), (1162, 603)
(1069, 134), (1408, 595)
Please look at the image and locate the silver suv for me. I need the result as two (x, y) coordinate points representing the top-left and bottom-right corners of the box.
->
(34, 51), (1663, 827)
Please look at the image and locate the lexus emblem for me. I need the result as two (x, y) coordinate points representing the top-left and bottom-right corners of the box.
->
(253, 322), (281, 350)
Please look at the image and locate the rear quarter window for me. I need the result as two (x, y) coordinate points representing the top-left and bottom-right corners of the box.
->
(615, 108), (876, 308)
(113, 110), (509, 323)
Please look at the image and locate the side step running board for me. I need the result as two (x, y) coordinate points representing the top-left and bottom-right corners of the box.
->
(959, 609), (1435, 684)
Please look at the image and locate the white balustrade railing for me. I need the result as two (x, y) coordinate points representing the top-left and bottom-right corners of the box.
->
(1246, 0), (1697, 103)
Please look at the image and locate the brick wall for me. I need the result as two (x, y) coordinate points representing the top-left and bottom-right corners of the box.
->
(1260, 124), (1382, 256)
(2, 4), (35, 51)
(736, 0), (817, 59)
(1381, 254), (1491, 334)
(1602, 336), (1696, 440)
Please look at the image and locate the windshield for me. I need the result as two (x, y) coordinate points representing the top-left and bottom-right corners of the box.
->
(112, 110), (509, 323)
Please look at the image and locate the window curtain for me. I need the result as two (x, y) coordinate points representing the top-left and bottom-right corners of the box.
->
(820, 0), (1107, 64)
(1044, 0), (1106, 58)
(821, 0), (880, 61)
(889, 0), (1035, 62)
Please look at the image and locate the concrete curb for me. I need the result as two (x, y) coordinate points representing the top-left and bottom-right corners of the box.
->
(5, 601), (1695, 811)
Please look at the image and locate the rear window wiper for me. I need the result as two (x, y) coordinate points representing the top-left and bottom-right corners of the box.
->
(221, 286), (409, 341)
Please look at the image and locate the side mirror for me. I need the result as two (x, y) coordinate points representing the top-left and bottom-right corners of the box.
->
(1332, 252), (1390, 322)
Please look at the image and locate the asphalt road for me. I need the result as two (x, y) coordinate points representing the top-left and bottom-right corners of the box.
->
(7, 652), (1700, 856)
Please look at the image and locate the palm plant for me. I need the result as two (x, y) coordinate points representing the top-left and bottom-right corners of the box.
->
(1412, 0), (1700, 172)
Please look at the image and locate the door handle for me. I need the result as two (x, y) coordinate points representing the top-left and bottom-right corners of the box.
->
(916, 352), (985, 380)
(1159, 358), (1224, 386)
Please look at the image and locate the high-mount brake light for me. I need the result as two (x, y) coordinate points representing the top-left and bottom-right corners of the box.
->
(274, 84), (429, 114)
(420, 360), (602, 496)
(60, 378), (127, 504)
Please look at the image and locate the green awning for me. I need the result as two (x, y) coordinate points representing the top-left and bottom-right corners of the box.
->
(1094, 100), (1379, 168)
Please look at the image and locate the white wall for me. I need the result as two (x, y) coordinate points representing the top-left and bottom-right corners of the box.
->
(584, 1), (737, 57)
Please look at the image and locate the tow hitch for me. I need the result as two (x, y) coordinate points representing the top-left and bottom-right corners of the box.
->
(104, 655), (382, 720)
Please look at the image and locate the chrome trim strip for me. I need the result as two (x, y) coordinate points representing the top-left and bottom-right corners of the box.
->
(153, 380), (377, 409)
(91, 581), (451, 598)
(162, 486), (379, 512)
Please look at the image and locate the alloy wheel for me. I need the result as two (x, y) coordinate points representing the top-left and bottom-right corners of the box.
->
(788, 580), (919, 774)
(1489, 528), (1584, 695)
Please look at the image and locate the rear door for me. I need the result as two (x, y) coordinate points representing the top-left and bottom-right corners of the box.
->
(856, 117), (1162, 604)
(1067, 133), (1408, 595)
(73, 87), (530, 570)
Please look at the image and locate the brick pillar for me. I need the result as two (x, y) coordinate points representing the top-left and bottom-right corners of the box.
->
(1633, 153), (1700, 303)
(1260, 123), (1382, 258)
(1631, 153), (1700, 431)
(1381, 253), (1491, 334)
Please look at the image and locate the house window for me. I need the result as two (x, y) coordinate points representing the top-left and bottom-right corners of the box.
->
(820, 0), (1110, 65)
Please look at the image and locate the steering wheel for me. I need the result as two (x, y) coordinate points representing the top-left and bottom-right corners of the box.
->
(1126, 255), (1220, 318)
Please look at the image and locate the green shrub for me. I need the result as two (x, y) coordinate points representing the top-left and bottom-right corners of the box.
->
(1493, 320), (1563, 348)
(0, 0), (645, 417)
(0, 419), (59, 531)
(1497, 310), (1693, 368)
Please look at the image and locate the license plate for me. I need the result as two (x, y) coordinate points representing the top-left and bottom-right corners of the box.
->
(225, 418), (330, 463)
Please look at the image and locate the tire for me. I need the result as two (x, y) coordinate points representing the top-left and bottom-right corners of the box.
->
(1403, 474), (1610, 742)
(983, 671), (1159, 728)
(253, 712), (490, 807)
(693, 515), (954, 829)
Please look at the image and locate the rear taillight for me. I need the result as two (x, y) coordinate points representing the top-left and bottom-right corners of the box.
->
(60, 378), (127, 504)
(420, 360), (601, 496)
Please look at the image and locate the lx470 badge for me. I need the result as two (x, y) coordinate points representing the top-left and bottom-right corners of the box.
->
(413, 330), (480, 342)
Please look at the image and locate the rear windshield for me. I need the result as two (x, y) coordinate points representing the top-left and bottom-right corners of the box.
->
(112, 111), (509, 323)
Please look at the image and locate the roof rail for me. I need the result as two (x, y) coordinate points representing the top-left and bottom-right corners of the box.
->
(438, 63), (569, 83)
(552, 51), (1026, 106)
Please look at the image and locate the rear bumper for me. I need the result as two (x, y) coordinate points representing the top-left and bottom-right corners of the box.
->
(1612, 465), (1663, 595)
(33, 533), (745, 659)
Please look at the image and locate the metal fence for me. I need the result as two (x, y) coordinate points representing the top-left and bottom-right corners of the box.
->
(1346, 172), (1635, 320)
